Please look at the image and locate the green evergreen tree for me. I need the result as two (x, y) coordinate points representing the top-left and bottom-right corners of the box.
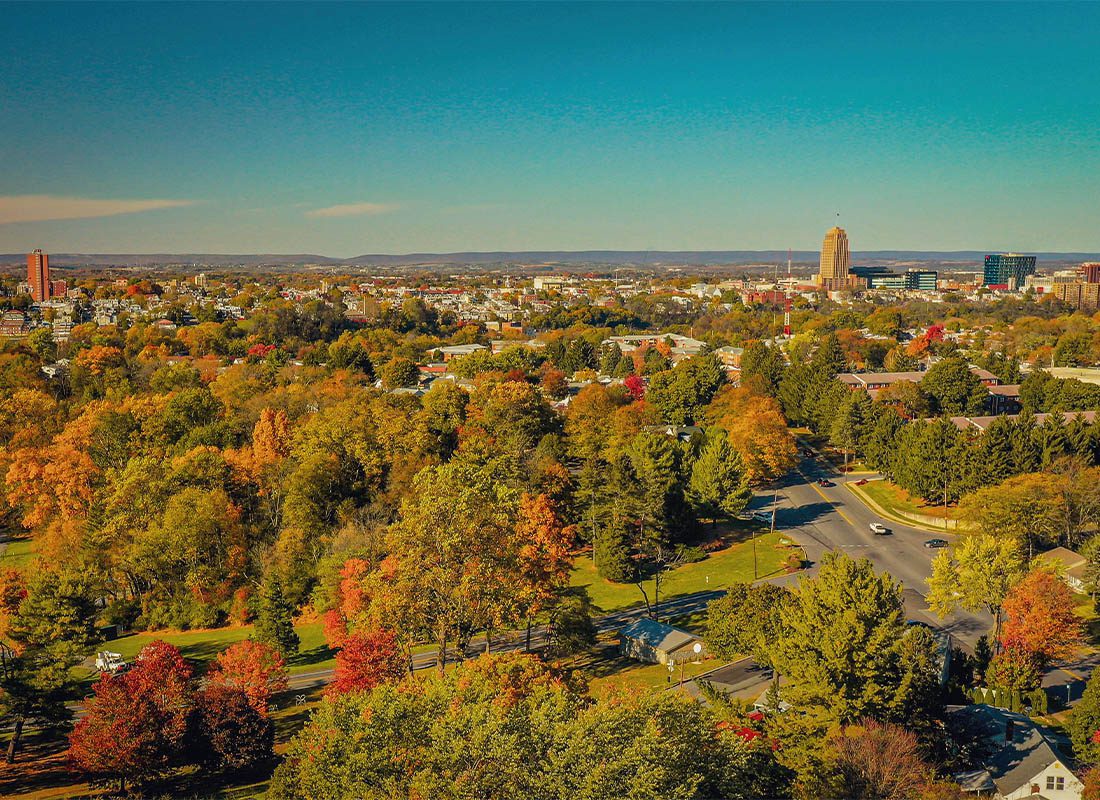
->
(740, 340), (787, 396)
(597, 343), (623, 375)
(919, 357), (987, 416)
(1069, 670), (1100, 765)
(772, 553), (919, 724)
(254, 576), (300, 658)
(978, 416), (1016, 486)
(1011, 411), (1041, 473)
(829, 390), (872, 471)
(687, 433), (752, 525)
(593, 521), (634, 583)
(626, 431), (684, 545)
(1039, 413), (1070, 469)
(1, 570), (100, 762)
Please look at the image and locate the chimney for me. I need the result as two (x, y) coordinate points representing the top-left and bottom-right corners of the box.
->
(1005, 719), (1015, 743)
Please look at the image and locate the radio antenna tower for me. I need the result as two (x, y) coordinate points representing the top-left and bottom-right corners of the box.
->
(782, 248), (793, 338)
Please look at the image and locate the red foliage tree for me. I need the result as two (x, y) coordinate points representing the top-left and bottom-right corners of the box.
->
(206, 640), (289, 715)
(68, 643), (194, 793)
(1001, 568), (1084, 666)
(68, 673), (165, 792)
(196, 684), (274, 771)
(125, 641), (194, 749)
(623, 374), (646, 400)
(327, 628), (406, 696)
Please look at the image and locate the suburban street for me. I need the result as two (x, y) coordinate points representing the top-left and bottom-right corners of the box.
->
(760, 447), (991, 648)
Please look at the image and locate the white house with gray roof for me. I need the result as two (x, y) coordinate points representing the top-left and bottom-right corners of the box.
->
(951, 705), (1083, 799)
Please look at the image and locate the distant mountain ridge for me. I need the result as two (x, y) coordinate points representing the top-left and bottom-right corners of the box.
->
(2, 250), (1098, 269)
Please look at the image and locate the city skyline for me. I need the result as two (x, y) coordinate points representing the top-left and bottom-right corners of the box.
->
(3, 2), (1100, 256)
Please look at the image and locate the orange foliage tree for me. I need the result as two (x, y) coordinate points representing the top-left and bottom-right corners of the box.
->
(705, 385), (797, 482)
(1000, 568), (1083, 666)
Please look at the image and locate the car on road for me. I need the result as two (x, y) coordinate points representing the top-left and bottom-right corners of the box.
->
(752, 510), (773, 524)
(817, 479), (834, 487)
(869, 523), (890, 535)
(924, 538), (949, 549)
(855, 478), (869, 486)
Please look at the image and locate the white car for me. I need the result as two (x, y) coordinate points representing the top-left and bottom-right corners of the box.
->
(869, 523), (890, 535)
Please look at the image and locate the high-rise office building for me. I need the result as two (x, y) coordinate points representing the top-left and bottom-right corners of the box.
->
(27, 249), (50, 302)
(818, 226), (850, 286)
(983, 253), (1036, 288)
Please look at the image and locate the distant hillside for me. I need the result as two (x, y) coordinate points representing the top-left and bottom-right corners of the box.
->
(2, 250), (1098, 269)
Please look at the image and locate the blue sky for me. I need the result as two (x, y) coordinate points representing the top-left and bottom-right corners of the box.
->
(2, 2), (1099, 256)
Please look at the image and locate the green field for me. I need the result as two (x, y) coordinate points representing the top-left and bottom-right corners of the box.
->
(87, 620), (335, 679)
(0, 534), (35, 570)
(570, 530), (798, 613)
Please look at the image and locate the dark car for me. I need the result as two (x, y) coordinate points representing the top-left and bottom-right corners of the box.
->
(924, 538), (948, 549)
(817, 479), (834, 488)
(855, 478), (869, 486)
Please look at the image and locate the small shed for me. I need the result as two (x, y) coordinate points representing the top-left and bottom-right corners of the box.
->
(618, 618), (706, 666)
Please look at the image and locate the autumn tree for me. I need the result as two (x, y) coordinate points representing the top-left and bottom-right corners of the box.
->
(68, 642), (194, 792)
(1000, 568), (1083, 667)
(270, 652), (781, 800)
(959, 474), (1064, 559)
(196, 683), (275, 771)
(360, 456), (530, 673)
(707, 583), (789, 666)
(803, 721), (936, 800)
(706, 385), (797, 482)
(328, 628), (407, 696)
(195, 682), (275, 770)
(207, 639), (289, 714)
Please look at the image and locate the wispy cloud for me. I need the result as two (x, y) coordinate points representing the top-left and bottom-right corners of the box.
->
(306, 202), (398, 218)
(0, 194), (194, 225)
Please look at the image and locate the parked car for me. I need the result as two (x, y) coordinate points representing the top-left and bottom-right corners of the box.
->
(855, 478), (869, 486)
(752, 510), (773, 524)
(817, 479), (834, 488)
(924, 538), (949, 549)
(869, 523), (890, 535)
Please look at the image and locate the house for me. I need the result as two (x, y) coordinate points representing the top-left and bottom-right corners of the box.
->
(618, 619), (706, 666)
(1041, 547), (1089, 594)
(437, 343), (487, 362)
(645, 424), (703, 443)
(988, 384), (1022, 414)
(950, 705), (1083, 799)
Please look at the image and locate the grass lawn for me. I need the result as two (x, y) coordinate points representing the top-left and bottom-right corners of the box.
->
(576, 644), (716, 697)
(81, 620), (336, 685)
(860, 479), (961, 522)
(0, 533), (35, 570)
(570, 529), (798, 614)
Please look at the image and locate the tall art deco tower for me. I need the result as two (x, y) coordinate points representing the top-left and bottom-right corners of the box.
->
(817, 226), (850, 285)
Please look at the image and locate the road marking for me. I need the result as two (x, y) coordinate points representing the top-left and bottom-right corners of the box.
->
(1059, 666), (1084, 683)
(802, 470), (857, 528)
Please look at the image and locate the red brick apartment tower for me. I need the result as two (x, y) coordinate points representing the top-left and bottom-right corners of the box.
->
(27, 249), (50, 302)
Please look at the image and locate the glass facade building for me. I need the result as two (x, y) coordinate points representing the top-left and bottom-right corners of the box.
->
(983, 254), (1036, 288)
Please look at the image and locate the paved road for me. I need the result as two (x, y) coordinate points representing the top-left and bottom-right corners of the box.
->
(754, 447), (991, 648)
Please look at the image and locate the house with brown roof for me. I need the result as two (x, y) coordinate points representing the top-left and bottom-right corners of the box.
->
(1041, 547), (1089, 594)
